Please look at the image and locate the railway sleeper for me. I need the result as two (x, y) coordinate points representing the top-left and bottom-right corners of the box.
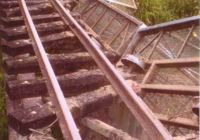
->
(0, 21), (69, 41)
(0, 0), (78, 17)
(0, 3), (54, 17)
(81, 117), (137, 140)
(8, 84), (198, 137)
(6, 69), (134, 100)
(6, 69), (110, 99)
(8, 85), (116, 135)
(2, 31), (82, 56)
(0, 13), (61, 28)
(0, 0), (49, 8)
(0, 0), (77, 9)
(3, 51), (119, 75)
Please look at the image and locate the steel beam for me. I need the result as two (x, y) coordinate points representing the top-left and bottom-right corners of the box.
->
(156, 114), (199, 130)
(146, 57), (200, 67)
(139, 16), (200, 35)
(105, 0), (137, 9)
(173, 134), (198, 140)
(141, 84), (199, 96)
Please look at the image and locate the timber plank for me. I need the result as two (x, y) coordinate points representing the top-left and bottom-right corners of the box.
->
(0, 14), (61, 27)
(4, 52), (119, 75)
(141, 84), (199, 96)
(2, 31), (82, 56)
(0, 3), (54, 17)
(8, 86), (116, 135)
(0, 0), (49, 8)
(6, 70), (109, 99)
(0, 21), (68, 40)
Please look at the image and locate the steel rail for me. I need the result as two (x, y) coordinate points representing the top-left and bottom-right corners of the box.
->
(18, 0), (82, 140)
(50, 0), (172, 139)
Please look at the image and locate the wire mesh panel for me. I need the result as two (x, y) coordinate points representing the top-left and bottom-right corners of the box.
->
(75, 4), (200, 137)
(128, 21), (199, 137)
(73, 0), (141, 52)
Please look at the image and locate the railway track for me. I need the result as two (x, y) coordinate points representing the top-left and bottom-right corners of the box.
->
(0, 0), (199, 140)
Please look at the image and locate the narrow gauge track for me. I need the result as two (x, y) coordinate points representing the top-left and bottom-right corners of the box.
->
(0, 0), (199, 140)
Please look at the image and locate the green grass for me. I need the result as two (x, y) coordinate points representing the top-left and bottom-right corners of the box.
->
(133, 0), (199, 25)
(0, 78), (7, 140)
(0, 43), (7, 140)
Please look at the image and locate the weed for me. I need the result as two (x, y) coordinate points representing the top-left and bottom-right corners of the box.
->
(134, 0), (199, 24)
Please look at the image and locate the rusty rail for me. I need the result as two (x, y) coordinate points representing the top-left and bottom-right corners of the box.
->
(50, 0), (172, 139)
(18, 0), (82, 139)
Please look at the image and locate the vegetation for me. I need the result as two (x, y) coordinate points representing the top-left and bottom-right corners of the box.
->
(134, 0), (199, 25)
(0, 44), (7, 140)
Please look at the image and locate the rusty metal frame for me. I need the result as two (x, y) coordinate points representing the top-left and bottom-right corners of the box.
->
(125, 16), (199, 56)
(146, 57), (200, 67)
(99, 13), (117, 35)
(50, 0), (172, 139)
(137, 31), (161, 54)
(18, 0), (82, 140)
(146, 31), (164, 59)
(139, 16), (200, 35)
(176, 25), (195, 58)
(125, 16), (200, 84)
(108, 21), (129, 45)
(75, 0), (143, 56)
(80, 1), (98, 15)
(120, 22), (130, 45)
(84, 3), (100, 22)
(156, 114), (199, 130)
(91, 7), (108, 29)
(105, 0), (137, 10)
(97, 0), (142, 25)
(141, 57), (200, 96)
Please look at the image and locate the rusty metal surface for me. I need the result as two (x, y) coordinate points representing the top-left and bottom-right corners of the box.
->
(125, 17), (200, 85)
(50, 0), (172, 139)
(73, 0), (143, 52)
(122, 14), (199, 138)
(139, 16), (200, 35)
(121, 54), (146, 71)
(105, 0), (137, 10)
(18, 0), (81, 139)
